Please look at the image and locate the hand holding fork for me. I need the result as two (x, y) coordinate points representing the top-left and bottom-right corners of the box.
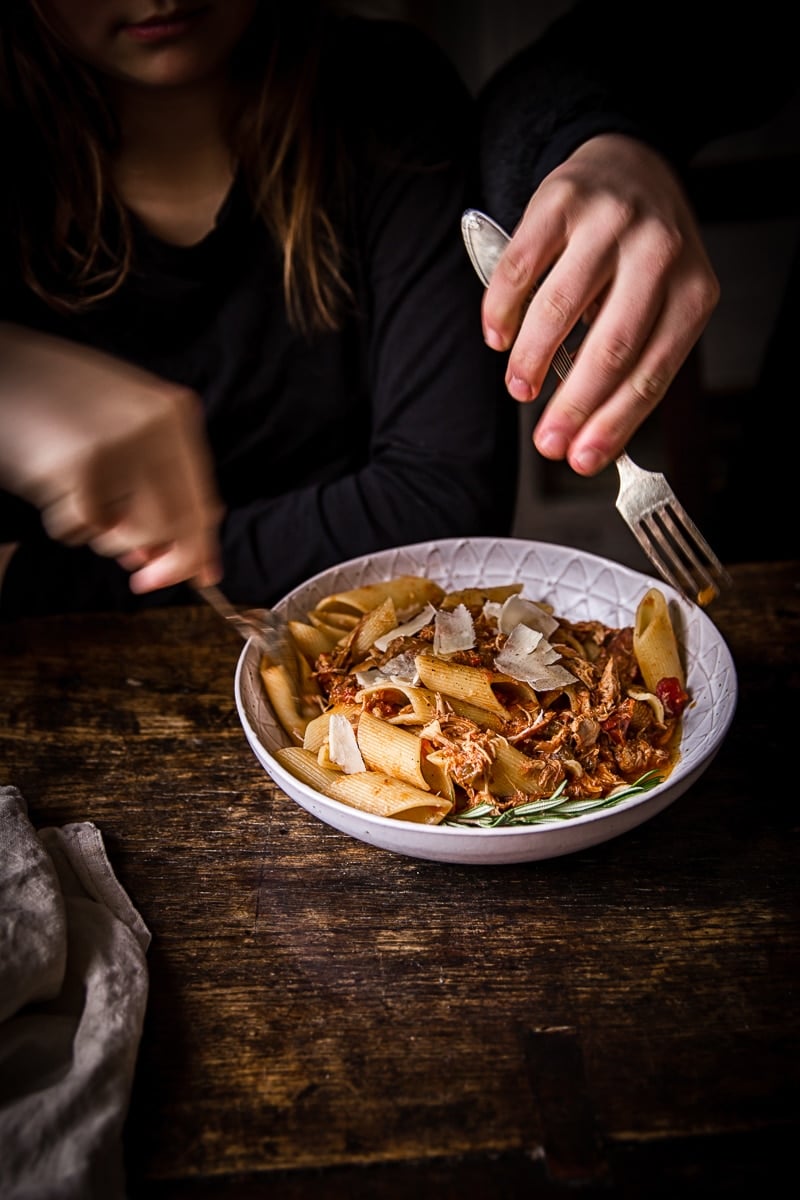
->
(462, 209), (732, 607)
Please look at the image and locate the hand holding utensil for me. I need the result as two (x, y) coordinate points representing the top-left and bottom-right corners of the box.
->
(461, 208), (732, 607)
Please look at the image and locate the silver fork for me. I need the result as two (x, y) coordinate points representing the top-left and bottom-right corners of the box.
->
(193, 582), (288, 661)
(462, 208), (733, 607)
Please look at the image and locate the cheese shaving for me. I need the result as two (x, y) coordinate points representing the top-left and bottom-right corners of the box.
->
(433, 604), (475, 655)
(379, 652), (419, 683)
(328, 713), (366, 773)
(495, 624), (577, 689)
(373, 603), (437, 652)
(499, 595), (559, 638)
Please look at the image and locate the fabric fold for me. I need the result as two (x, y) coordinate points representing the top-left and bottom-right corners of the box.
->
(0, 785), (151, 1200)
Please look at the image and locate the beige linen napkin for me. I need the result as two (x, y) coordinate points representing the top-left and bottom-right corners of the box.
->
(0, 784), (151, 1200)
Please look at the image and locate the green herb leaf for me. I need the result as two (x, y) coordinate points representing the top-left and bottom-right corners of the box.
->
(443, 771), (663, 829)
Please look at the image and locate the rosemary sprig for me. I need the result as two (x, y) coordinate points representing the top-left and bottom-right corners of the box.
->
(443, 771), (663, 829)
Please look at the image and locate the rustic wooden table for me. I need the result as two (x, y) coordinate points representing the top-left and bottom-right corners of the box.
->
(1, 560), (798, 1198)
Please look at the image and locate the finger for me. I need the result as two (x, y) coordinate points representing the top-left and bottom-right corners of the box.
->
(482, 170), (632, 377)
(481, 192), (570, 350)
(530, 229), (675, 463)
(115, 546), (153, 571)
(38, 456), (139, 545)
(116, 538), (222, 591)
(503, 229), (617, 403)
(126, 537), (222, 595)
(39, 488), (123, 546)
(82, 465), (219, 569)
(132, 401), (222, 548)
(91, 490), (221, 578)
(88, 419), (221, 562)
(563, 277), (718, 474)
(88, 521), (144, 559)
(536, 258), (715, 477)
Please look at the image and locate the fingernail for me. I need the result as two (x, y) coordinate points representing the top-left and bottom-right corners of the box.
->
(535, 430), (568, 459)
(507, 375), (532, 401)
(571, 447), (604, 475)
(484, 327), (505, 351)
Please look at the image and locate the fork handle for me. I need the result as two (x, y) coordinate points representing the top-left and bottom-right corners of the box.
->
(463, 209), (579, 388)
(194, 583), (263, 643)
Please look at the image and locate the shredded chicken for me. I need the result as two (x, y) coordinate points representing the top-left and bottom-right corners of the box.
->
(422, 711), (501, 792)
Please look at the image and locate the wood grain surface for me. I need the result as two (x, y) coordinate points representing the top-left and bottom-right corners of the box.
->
(1, 561), (798, 1198)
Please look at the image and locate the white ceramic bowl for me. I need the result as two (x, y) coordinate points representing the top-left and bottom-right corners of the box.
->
(234, 537), (737, 864)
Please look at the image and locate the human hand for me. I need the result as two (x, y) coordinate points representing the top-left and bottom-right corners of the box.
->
(0, 325), (223, 593)
(480, 134), (720, 475)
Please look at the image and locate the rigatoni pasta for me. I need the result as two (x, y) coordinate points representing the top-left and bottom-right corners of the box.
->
(633, 587), (685, 691)
(275, 746), (452, 824)
(261, 574), (691, 826)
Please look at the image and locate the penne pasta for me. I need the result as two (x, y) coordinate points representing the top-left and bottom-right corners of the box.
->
(633, 587), (685, 691)
(491, 677), (542, 708)
(415, 653), (511, 717)
(418, 756), (456, 805)
(439, 583), (522, 611)
(309, 610), (360, 633)
(489, 741), (561, 797)
(356, 710), (430, 791)
(275, 746), (342, 792)
(259, 662), (313, 745)
(445, 696), (507, 732)
(275, 747), (451, 823)
(328, 771), (451, 823)
(288, 619), (340, 662)
(262, 574), (692, 825)
(356, 682), (439, 726)
(313, 575), (445, 618)
(302, 704), (361, 753)
(293, 647), (323, 708)
(344, 596), (398, 663)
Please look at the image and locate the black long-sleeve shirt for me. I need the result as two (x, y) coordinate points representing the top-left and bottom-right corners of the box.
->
(0, 16), (518, 617)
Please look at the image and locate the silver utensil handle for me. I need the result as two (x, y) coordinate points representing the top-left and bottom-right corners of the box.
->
(463, 208), (578, 384)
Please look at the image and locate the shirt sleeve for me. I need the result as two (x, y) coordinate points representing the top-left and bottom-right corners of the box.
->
(477, 0), (798, 230)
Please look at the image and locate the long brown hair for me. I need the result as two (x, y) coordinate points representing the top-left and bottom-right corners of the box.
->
(0, 1), (352, 333)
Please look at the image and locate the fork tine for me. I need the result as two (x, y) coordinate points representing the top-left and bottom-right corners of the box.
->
(629, 504), (733, 606)
(195, 583), (288, 659)
(551, 335), (731, 605)
(628, 517), (690, 597)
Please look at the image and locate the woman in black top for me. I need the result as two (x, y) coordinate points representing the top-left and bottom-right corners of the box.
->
(0, 1), (518, 615)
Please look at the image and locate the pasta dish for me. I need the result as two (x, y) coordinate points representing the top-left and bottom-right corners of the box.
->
(260, 575), (690, 827)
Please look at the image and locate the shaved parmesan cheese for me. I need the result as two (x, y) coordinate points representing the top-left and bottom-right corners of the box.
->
(433, 604), (475, 655)
(495, 624), (577, 689)
(499, 595), (559, 638)
(501, 625), (541, 656)
(355, 668), (383, 687)
(356, 654), (419, 687)
(483, 600), (503, 624)
(373, 603), (436, 653)
(328, 713), (366, 773)
(379, 652), (420, 683)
